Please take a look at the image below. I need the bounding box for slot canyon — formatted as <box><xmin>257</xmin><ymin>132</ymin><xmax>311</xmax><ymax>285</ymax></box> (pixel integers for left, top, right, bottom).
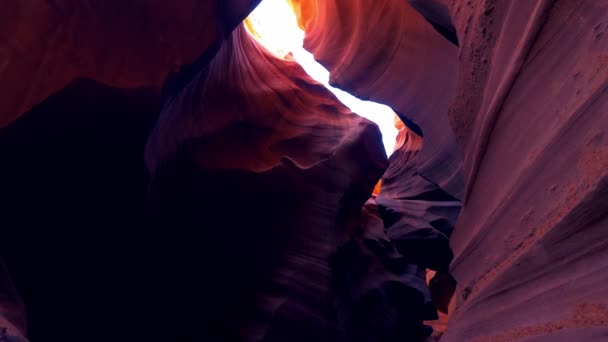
<box><xmin>1</xmin><ymin>0</ymin><xmax>607</xmax><ymax>341</ymax></box>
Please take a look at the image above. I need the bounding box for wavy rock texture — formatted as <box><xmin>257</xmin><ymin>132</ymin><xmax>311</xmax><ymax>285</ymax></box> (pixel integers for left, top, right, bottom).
<box><xmin>377</xmin><ymin>124</ymin><xmax>460</xmax><ymax>274</ymax></box>
<box><xmin>294</xmin><ymin>0</ymin><xmax>464</xmax><ymax>199</ymax></box>
<box><xmin>330</xmin><ymin>199</ymin><xmax>437</xmax><ymax>342</ymax></box>
<box><xmin>375</xmin><ymin>122</ymin><xmax>459</xmax><ymax>341</ymax></box>
<box><xmin>443</xmin><ymin>1</ymin><xmax>608</xmax><ymax>341</ymax></box>
<box><xmin>145</xmin><ymin>25</ymin><xmax>388</xmax><ymax>341</ymax></box>
<box><xmin>3</xmin><ymin>0</ymin><xmax>608</xmax><ymax>341</ymax></box>
<box><xmin>289</xmin><ymin>3</ymin><xmax>465</xmax><ymax>338</ymax></box>
<box><xmin>0</xmin><ymin>0</ymin><xmax>260</xmax><ymax>127</ymax></box>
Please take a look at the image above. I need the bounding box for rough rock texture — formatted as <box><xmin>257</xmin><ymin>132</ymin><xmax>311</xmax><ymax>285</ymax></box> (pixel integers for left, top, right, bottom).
<box><xmin>144</xmin><ymin>25</ymin><xmax>388</xmax><ymax>341</ymax></box>
<box><xmin>0</xmin><ymin>0</ymin><xmax>261</xmax><ymax>127</ymax></box>
<box><xmin>295</xmin><ymin>0</ymin><xmax>464</xmax><ymax>199</ymax></box>
<box><xmin>443</xmin><ymin>0</ymin><xmax>608</xmax><ymax>341</ymax></box>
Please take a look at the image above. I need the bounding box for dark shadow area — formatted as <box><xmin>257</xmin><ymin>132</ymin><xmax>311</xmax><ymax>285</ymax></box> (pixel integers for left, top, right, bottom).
<box><xmin>0</xmin><ymin>79</ymin><xmax>161</xmax><ymax>341</ymax></box>
<box><xmin>0</xmin><ymin>79</ymin><xmax>329</xmax><ymax>341</ymax></box>
<box><xmin>408</xmin><ymin>0</ymin><xmax>459</xmax><ymax>46</ymax></box>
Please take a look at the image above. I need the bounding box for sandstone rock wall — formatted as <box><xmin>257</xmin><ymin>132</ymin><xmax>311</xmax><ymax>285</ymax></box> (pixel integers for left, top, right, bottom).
<box><xmin>296</xmin><ymin>0</ymin><xmax>464</xmax><ymax>199</ymax></box>
<box><xmin>443</xmin><ymin>0</ymin><xmax>608</xmax><ymax>340</ymax></box>
<box><xmin>0</xmin><ymin>0</ymin><xmax>261</xmax><ymax>127</ymax></box>
<box><xmin>1</xmin><ymin>0</ymin><xmax>607</xmax><ymax>341</ymax></box>
<box><xmin>144</xmin><ymin>24</ymin><xmax>388</xmax><ymax>341</ymax></box>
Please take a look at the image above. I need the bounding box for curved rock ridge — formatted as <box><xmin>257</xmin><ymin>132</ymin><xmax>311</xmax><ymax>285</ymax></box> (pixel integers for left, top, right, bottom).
<box><xmin>146</xmin><ymin>25</ymin><xmax>382</xmax><ymax>175</ymax></box>
<box><xmin>443</xmin><ymin>1</ymin><xmax>608</xmax><ymax>341</ymax></box>
<box><xmin>407</xmin><ymin>0</ymin><xmax>458</xmax><ymax>45</ymax></box>
<box><xmin>3</xmin><ymin>1</ymin><xmax>607</xmax><ymax>341</ymax></box>
<box><xmin>373</xmin><ymin>121</ymin><xmax>459</xmax><ymax>340</ymax></box>
<box><xmin>376</xmin><ymin>125</ymin><xmax>460</xmax><ymax>274</ymax></box>
<box><xmin>330</xmin><ymin>199</ymin><xmax>437</xmax><ymax>342</ymax></box>
<box><xmin>0</xmin><ymin>0</ymin><xmax>261</xmax><ymax>127</ymax></box>
<box><xmin>291</xmin><ymin>0</ymin><xmax>464</xmax><ymax>200</ymax></box>
<box><xmin>145</xmin><ymin>24</ymin><xmax>388</xmax><ymax>341</ymax></box>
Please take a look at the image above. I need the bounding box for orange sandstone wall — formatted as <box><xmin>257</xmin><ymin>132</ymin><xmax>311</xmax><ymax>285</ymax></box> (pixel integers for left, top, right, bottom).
<box><xmin>0</xmin><ymin>0</ymin><xmax>261</xmax><ymax>127</ymax></box>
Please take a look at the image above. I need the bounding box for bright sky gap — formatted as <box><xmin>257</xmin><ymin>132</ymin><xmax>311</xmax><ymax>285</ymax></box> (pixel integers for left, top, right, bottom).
<box><xmin>246</xmin><ymin>0</ymin><xmax>398</xmax><ymax>155</ymax></box>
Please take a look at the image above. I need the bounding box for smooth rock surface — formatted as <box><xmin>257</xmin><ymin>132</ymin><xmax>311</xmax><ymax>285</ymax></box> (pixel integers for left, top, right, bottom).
<box><xmin>294</xmin><ymin>0</ymin><xmax>464</xmax><ymax>199</ymax></box>
<box><xmin>0</xmin><ymin>0</ymin><xmax>261</xmax><ymax>127</ymax></box>
<box><xmin>145</xmin><ymin>24</ymin><xmax>388</xmax><ymax>341</ymax></box>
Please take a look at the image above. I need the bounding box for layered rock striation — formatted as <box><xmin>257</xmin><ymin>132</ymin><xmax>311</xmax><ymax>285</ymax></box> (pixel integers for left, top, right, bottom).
<box><xmin>443</xmin><ymin>1</ymin><xmax>608</xmax><ymax>341</ymax></box>
<box><xmin>1</xmin><ymin>0</ymin><xmax>607</xmax><ymax>341</ymax></box>
<box><xmin>145</xmin><ymin>24</ymin><xmax>389</xmax><ymax>341</ymax></box>
<box><xmin>293</xmin><ymin>0</ymin><xmax>464</xmax><ymax>200</ymax></box>
<box><xmin>0</xmin><ymin>0</ymin><xmax>262</xmax><ymax>127</ymax></box>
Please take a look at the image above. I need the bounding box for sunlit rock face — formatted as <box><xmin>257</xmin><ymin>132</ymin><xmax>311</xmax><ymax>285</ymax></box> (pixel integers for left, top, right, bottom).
<box><xmin>442</xmin><ymin>1</ymin><xmax>608</xmax><ymax>341</ymax></box>
<box><xmin>0</xmin><ymin>0</ymin><xmax>261</xmax><ymax>127</ymax></box>
<box><xmin>289</xmin><ymin>3</ymin><xmax>465</xmax><ymax>338</ymax></box>
<box><xmin>293</xmin><ymin>0</ymin><xmax>464</xmax><ymax>199</ymax></box>
<box><xmin>145</xmin><ymin>24</ymin><xmax>388</xmax><ymax>341</ymax></box>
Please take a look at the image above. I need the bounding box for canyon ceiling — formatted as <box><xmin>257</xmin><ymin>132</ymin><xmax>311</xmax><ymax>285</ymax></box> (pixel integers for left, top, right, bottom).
<box><xmin>0</xmin><ymin>0</ymin><xmax>607</xmax><ymax>341</ymax></box>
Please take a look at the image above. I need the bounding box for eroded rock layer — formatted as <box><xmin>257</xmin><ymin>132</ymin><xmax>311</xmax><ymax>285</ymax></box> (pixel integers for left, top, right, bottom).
<box><xmin>2</xmin><ymin>0</ymin><xmax>608</xmax><ymax>341</ymax></box>
<box><xmin>443</xmin><ymin>1</ymin><xmax>608</xmax><ymax>341</ymax></box>
<box><xmin>293</xmin><ymin>0</ymin><xmax>464</xmax><ymax>200</ymax></box>
<box><xmin>145</xmin><ymin>25</ymin><xmax>388</xmax><ymax>341</ymax></box>
<box><xmin>375</xmin><ymin>121</ymin><xmax>460</xmax><ymax>341</ymax></box>
<box><xmin>377</xmin><ymin>125</ymin><xmax>460</xmax><ymax>274</ymax></box>
<box><xmin>330</xmin><ymin>199</ymin><xmax>437</xmax><ymax>342</ymax></box>
<box><xmin>0</xmin><ymin>0</ymin><xmax>261</xmax><ymax>127</ymax></box>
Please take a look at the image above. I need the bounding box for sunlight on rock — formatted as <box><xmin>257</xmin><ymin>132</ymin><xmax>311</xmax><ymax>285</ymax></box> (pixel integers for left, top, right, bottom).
<box><xmin>245</xmin><ymin>0</ymin><xmax>398</xmax><ymax>155</ymax></box>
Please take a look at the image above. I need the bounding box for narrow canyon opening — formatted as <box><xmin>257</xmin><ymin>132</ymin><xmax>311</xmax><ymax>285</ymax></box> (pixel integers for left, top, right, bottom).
<box><xmin>245</xmin><ymin>0</ymin><xmax>400</xmax><ymax>156</ymax></box>
<box><xmin>1</xmin><ymin>0</ymin><xmax>606</xmax><ymax>341</ymax></box>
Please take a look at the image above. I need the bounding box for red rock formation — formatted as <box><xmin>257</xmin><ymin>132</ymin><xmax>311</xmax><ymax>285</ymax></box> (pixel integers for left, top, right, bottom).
<box><xmin>330</xmin><ymin>199</ymin><xmax>436</xmax><ymax>341</ymax></box>
<box><xmin>376</xmin><ymin>125</ymin><xmax>460</xmax><ymax>273</ymax></box>
<box><xmin>294</xmin><ymin>0</ymin><xmax>464</xmax><ymax>199</ymax></box>
<box><xmin>407</xmin><ymin>0</ymin><xmax>457</xmax><ymax>44</ymax></box>
<box><xmin>442</xmin><ymin>1</ymin><xmax>608</xmax><ymax>341</ymax></box>
<box><xmin>374</xmin><ymin>120</ymin><xmax>459</xmax><ymax>341</ymax></box>
<box><xmin>0</xmin><ymin>0</ymin><xmax>261</xmax><ymax>127</ymax></box>
<box><xmin>2</xmin><ymin>0</ymin><xmax>608</xmax><ymax>341</ymax></box>
<box><xmin>145</xmin><ymin>24</ymin><xmax>387</xmax><ymax>341</ymax></box>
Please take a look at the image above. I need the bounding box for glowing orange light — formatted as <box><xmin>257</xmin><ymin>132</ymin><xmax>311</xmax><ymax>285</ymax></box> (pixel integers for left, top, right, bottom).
<box><xmin>245</xmin><ymin>0</ymin><xmax>399</xmax><ymax>156</ymax></box>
